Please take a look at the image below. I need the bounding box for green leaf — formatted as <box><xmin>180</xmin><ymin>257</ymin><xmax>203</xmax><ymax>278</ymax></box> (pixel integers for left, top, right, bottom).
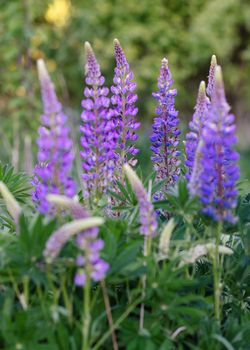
<box><xmin>212</xmin><ymin>334</ymin><xmax>235</xmax><ymax>350</ymax></box>
<box><xmin>108</xmin><ymin>242</ymin><xmax>141</xmax><ymax>275</ymax></box>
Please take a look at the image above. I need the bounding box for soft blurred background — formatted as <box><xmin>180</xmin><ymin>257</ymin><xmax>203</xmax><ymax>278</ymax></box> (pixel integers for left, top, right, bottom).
<box><xmin>1</xmin><ymin>0</ymin><xmax>250</xmax><ymax>178</ymax></box>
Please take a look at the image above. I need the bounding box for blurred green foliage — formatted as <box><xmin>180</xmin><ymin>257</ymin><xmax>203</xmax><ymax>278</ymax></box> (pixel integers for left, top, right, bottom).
<box><xmin>0</xmin><ymin>0</ymin><xmax>250</xmax><ymax>169</ymax></box>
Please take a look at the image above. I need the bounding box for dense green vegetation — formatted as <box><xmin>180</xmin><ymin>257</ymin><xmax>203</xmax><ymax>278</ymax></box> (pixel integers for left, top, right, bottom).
<box><xmin>0</xmin><ymin>163</ymin><xmax>250</xmax><ymax>349</ymax></box>
<box><xmin>1</xmin><ymin>0</ymin><xmax>250</xmax><ymax>165</ymax></box>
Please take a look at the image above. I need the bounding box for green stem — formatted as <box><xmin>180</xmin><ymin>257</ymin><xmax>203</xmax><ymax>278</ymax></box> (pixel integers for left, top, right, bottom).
<box><xmin>92</xmin><ymin>297</ymin><xmax>141</xmax><ymax>350</ymax></box>
<box><xmin>23</xmin><ymin>275</ymin><xmax>29</xmax><ymax>308</ymax></box>
<box><xmin>101</xmin><ymin>279</ymin><xmax>119</xmax><ymax>350</ymax></box>
<box><xmin>47</xmin><ymin>265</ymin><xmax>59</xmax><ymax>306</ymax></box>
<box><xmin>139</xmin><ymin>232</ymin><xmax>152</xmax><ymax>331</ymax></box>
<box><xmin>82</xmin><ymin>276</ymin><xmax>91</xmax><ymax>350</ymax></box>
<box><xmin>7</xmin><ymin>269</ymin><xmax>27</xmax><ymax>310</ymax></box>
<box><xmin>61</xmin><ymin>275</ymin><xmax>73</xmax><ymax>325</ymax></box>
<box><xmin>213</xmin><ymin>221</ymin><xmax>222</xmax><ymax>323</ymax></box>
<box><xmin>36</xmin><ymin>284</ymin><xmax>47</xmax><ymax>316</ymax></box>
<box><xmin>146</xmin><ymin>235</ymin><xmax>152</xmax><ymax>257</ymax></box>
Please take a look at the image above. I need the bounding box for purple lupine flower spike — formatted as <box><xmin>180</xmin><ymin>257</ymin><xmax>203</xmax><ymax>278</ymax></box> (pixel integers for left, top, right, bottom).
<box><xmin>80</xmin><ymin>42</ymin><xmax>117</xmax><ymax>200</ymax></box>
<box><xmin>32</xmin><ymin>59</ymin><xmax>76</xmax><ymax>214</ymax></box>
<box><xmin>150</xmin><ymin>58</ymin><xmax>181</xmax><ymax>200</ymax></box>
<box><xmin>124</xmin><ymin>164</ymin><xmax>157</xmax><ymax>237</ymax></box>
<box><xmin>193</xmin><ymin>66</ymin><xmax>240</xmax><ymax>222</ymax></box>
<box><xmin>69</xmin><ymin>199</ymin><xmax>109</xmax><ymax>286</ymax></box>
<box><xmin>111</xmin><ymin>39</ymin><xmax>140</xmax><ymax>170</ymax></box>
<box><xmin>207</xmin><ymin>55</ymin><xmax>217</xmax><ymax>98</ymax></box>
<box><xmin>43</xmin><ymin>217</ymin><xmax>104</xmax><ymax>262</ymax></box>
<box><xmin>185</xmin><ymin>81</ymin><xmax>209</xmax><ymax>179</ymax></box>
<box><xmin>45</xmin><ymin>195</ymin><xmax>109</xmax><ymax>286</ymax></box>
<box><xmin>188</xmin><ymin>140</ymin><xmax>204</xmax><ymax>197</ymax></box>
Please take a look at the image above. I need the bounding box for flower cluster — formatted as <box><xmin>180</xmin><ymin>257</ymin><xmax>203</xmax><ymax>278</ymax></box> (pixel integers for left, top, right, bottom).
<box><xmin>44</xmin><ymin>195</ymin><xmax>108</xmax><ymax>286</ymax></box>
<box><xmin>80</xmin><ymin>42</ymin><xmax>117</xmax><ymax>199</ymax></box>
<box><xmin>124</xmin><ymin>164</ymin><xmax>157</xmax><ymax>237</ymax></box>
<box><xmin>206</xmin><ymin>55</ymin><xmax>217</xmax><ymax>98</ymax></box>
<box><xmin>32</xmin><ymin>59</ymin><xmax>76</xmax><ymax>214</ymax></box>
<box><xmin>185</xmin><ymin>55</ymin><xmax>217</xmax><ymax>180</ymax></box>
<box><xmin>185</xmin><ymin>81</ymin><xmax>209</xmax><ymax>179</ymax></box>
<box><xmin>190</xmin><ymin>66</ymin><xmax>240</xmax><ymax>222</ymax></box>
<box><xmin>150</xmin><ymin>58</ymin><xmax>181</xmax><ymax>198</ymax></box>
<box><xmin>75</xmin><ymin>228</ymin><xmax>109</xmax><ymax>286</ymax></box>
<box><xmin>43</xmin><ymin>215</ymin><xmax>104</xmax><ymax>262</ymax></box>
<box><xmin>34</xmin><ymin>42</ymin><xmax>240</xmax><ymax>239</ymax></box>
<box><xmin>72</xmin><ymin>200</ymin><xmax>109</xmax><ymax>286</ymax></box>
<box><xmin>111</xmin><ymin>39</ymin><xmax>140</xmax><ymax>169</ymax></box>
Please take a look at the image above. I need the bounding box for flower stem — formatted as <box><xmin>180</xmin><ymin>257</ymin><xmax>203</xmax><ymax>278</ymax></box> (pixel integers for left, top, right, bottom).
<box><xmin>61</xmin><ymin>275</ymin><xmax>73</xmax><ymax>325</ymax></box>
<box><xmin>139</xmin><ymin>234</ymin><xmax>151</xmax><ymax>331</ymax></box>
<box><xmin>101</xmin><ymin>279</ymin><xmax>119</xmax><ymax>350</ymax></box>
<box><xmin>92</xmin><ymin>297</ymin><xmax>141</xmax><ymax>350</ymax></box>
<box><xmin>212</xmin><ymin>221</ymin><xmax>222</xmax><ymax>323</ymax></box>
<box><xmin>139</xmin><ymin>182</ymin><xmax>154</xmax><ymax>331</ymax></box>
<box><xmin>82</xmin><ymin>276</ymin><xmax>91</xmax><ymax>350</ymax></box>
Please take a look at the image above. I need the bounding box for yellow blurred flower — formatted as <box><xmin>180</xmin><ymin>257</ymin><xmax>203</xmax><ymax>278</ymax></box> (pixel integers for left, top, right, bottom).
<box><xmin>16</xmin><ymin>86</ymin><xmax>26</xmax><ymax>97</ymax></box>
<box><xmin>31</xmin><ymin>35</ymin><xmax>42</xmax><ymax>46</ymax></box>
<box><xmin>30</xmin><ymin>48</ymin><xmax>44</xmax><ymax>60</ymax></box>
<box><xmin>47</xmin><ymin>59</ymin><xmax>57</xmax><ymax>72</ymax></box>
<box><xmin>45</xmin><ymin>0</ymin><xmax>71</xmax><ymax>27</ymax></box>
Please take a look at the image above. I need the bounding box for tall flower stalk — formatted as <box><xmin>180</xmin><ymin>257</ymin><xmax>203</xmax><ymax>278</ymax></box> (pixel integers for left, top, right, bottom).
<box><xmin>185</xmin><ymin>55</ymin><xmax>217</xmax><ymax>181</ymax></box>
<box><xmin>71</xmin><ymin>201</ymin><xmax>117</xmax><ymax>350</ymax></box>
<box><xmin>189</xmin><ymin>66</ymin><xmax>239</xmax><ymax>322</ymax></box>
<box><xmin>80</xmin><ymin>42</ymin><xmax>117</xmax><ymax>202</ymax></box>
<box><xmin>123</xmin><ymin>164</ymin><xmax>157</xmax><ymax>240</ymax></box>
<box><xmin>45</xmin><ymin>195</ymin><xmax>109</xmax><ymax>286</ymax></box>
<box><xmin>44</xmin><ymin>196</ymin><xmax>108</xmax><ymax>350</ymax></box>
<box><xmin>111</xmin><ymin>39</ymin><xmax>140</xmax><ymax>173</ymax></box>
<box><xmin>197</xmin><ymin>66</ymin><xmax>239</xmax><ymax>222</ymax></box>
<box><xmin>124</xmin><ymin>164</ymin><xmax>157</xmax><ymax>331</ymax></box>
<box><xmin>32</xmin><ymin>59</ymin><xmax>76</xmax><ymax>213</ymax></box>
<box><xmin>150</xmin><ymin>58</ymin><xmax>181</xmax><ymax>200</ymax></box>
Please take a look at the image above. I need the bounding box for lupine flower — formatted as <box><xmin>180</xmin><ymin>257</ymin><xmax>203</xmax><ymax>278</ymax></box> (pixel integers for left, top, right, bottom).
<box><xmin>188</xmin><ymin>140</ymin><xmax>204</xmax><ymax>197</ymax></box>
<box><xmin>74</xmin><ymin>207</ymin><xmax>109</xmax><ymax>285</ymax></box>
<box><xmin>179</xmin><ymin>243</ymin><xmax>233</xmax><ymax>267</ymax></box>
<box><xmin>74</xmin><ymin>230</ymin><xmax>109</xmax><ymax>285</ymax></box>
<box><xmin>206</xmin><ymin>55</ymin><xmax>217</xmax><ymax>98</ymax></box>
<box><xmin>80</xmin><ymin>42</ymin><xmax>117</xmax><ymax>199</ymax></box>
<box><xmin>43</xmin><ymin>217</ymin><xmax>104</xmax><ymax>262</ymax></box>
<box><xmin>124</xmin><ymin>164</ymin><xmax>157</xmax><ymax>237</ymax></box>
<box><xmin>158</xmin><ymin>218</ymin><xmax>175</xmax><ymax>257</ymax></box>
<box><xmin>46</xmin><ymin>194</ymin><xmax>109</xmax><ymax>286</ymax></box>
<box><xmin>185</xmin><ymin>55</ymin><xmax>217</xmax><ymax>180</ymax></box>
<box><xmin>111</xmin><ymin>39</ymin><xmax>140</xmax><ymax>170</ymax></box>
<box><xmin>185</xmin><ymin>81</ymin><xmax>209</xmax><ymax>179</ymax></box>
<box><xmin>74</xmin><ymin>271</ymin><xmax>86</xmax><ymax>286</ymax></box>
<box><xmin>150</xmin><ymin>58</ymin><xmax>181</xmax><ymax>199</ymax></box>
<box><xmin>193</xmin><ymin>66</ymin><xmax>240</xmax><ymax>222</ymax></box>
<box><xmin>32</xmin><ymin>59</ymin><xmax>76</xmax><ymax>213</ymax></box>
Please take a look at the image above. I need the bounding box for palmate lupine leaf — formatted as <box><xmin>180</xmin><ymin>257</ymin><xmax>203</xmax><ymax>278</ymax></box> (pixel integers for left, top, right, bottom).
<box><xmin>18</xmin><ymin>213</ymin><xmax>57</xmax><ymax>266</ymax></box>
<box><xmin>109</xmin><ymin>168</ymin><xmax>165</xmax><ymax>212</ymax></box>
<box><xmin>155</xmin><ymin>178</ymin><xmax>201</xmax><ymax>216</ymax></box>
<box><xmin>0</xmin><ymin>163</ymin><xmax>31</xmax><ymax>230</ymax></box>
<box><xmin>0</xmin><ymin>213</ymin><xmax>57</xmax><ymax>283</ymax></box>
<box><xmin>0</xmin><ymin>163</ymin><xmax>31</xmax><ymax>203</ymax></box>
